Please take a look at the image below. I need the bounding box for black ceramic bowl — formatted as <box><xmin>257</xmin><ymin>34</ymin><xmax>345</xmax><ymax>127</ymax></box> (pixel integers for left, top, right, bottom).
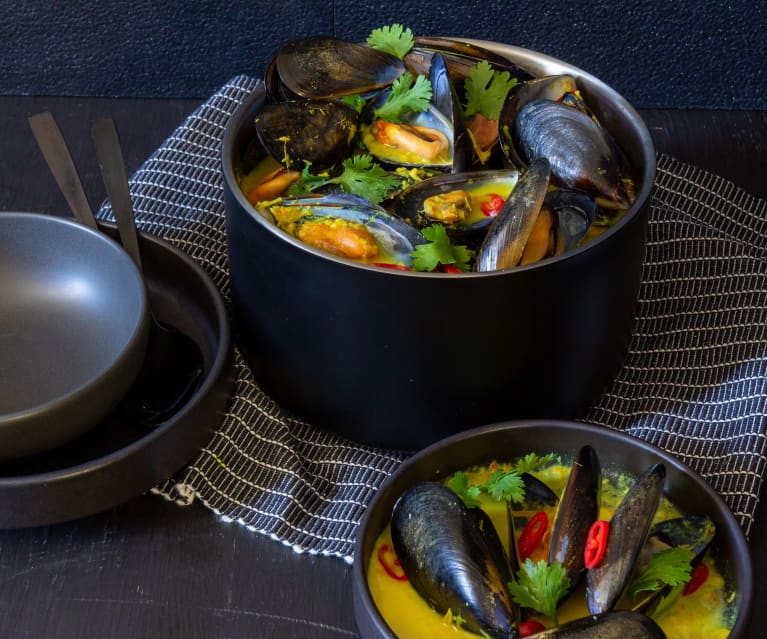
<box><xmin>222</xmin><ymin>40</ymin><xmax>656</xmax><ymax>450</ymax></box>
<box><xmin>0</xmin><ymin>212</ymin><xmax>149</xmax><ymax>460</ymax></box>
<box><xmin>351</xmin><ymin>420</ymin><xmax>752</xmax><ymax>638</ymax></box>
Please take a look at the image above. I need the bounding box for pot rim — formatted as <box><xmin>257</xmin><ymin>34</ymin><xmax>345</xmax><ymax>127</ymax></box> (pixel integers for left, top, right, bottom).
<box><xmin>351</xmin><ymin>419</ymin><xmax>752</xmax><ymax>639</ymax></box>
<box><xmin>222</xmin><ymin>38</ymin><xmax>656</xmax><ymax>278</ymax></box>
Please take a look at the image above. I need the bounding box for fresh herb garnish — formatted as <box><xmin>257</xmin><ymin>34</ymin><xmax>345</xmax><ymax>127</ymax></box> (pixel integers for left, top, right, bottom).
<box><xmin>287</xmin><ymin>155</ymin><xmax>400</xmax><ymax>204</ymax></box>
<box><xmin>508</xmin><ymin>559</ymin><xmax>571</xmax><ymax>625</ymax></box>
<box><xmin>484</xmin><ymin>469</ymin><xmax>526</xmax><ymax>503</ymax></box>
<box><xmin>374</xmin><ymin>72</ymin><xmax>432</xmax><ymax>123</ymax></box>
<box><xmin>627</xmin><ymin>547</ymin><xmax>695</xmax><ymax>599</ymax></box>
<box><xmin>462</xmin><ymin>60</ymin><xmax>518</xmax><ymax>121</ymax></box>
<box><xmin>411</xmin><ymin>224</ymin><xmax>473</xmax><ymax>272</ymax></box>
<box><xmin>341</xmin><ymin>94</ymin><xmax>366</xmax><ymax>113</ymax></box>
<box><xmin>447</xmin><ymin>471</ymin><xmax>483</xmax><ymax>509</ymax></box>
<box><xmin>516</xmin><ymin>452</ymin><xmax>559</xmax><ymax>475</ymax></box>
<box><xmin>367</xmin><ymin>24</ymin><xmax>415</xmax><ymax>59</ymax></box>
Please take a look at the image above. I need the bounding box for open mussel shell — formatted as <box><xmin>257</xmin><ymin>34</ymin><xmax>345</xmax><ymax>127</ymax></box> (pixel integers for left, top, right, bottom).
<box><xmin>586</xmin><ymin>463</ymin><xmax>667</xmax><ymax>615</ymax></box>
<box><xmin>257</xmin><ymin>193</ymin><xmax>425</xmax><ymax>267</ymax></box>
<box><xmin>545</xmin><ymin>189</ymin><xmax>598</xmax><ymax>253</ymax></box>
<box><xmin>526</xmin><ymin>610</ymin><xmax>666</xmax><ymax>638</ymax></box>
<box><xmin>511</xmin><ymin>99</ymin><xmax>631</xmax><ymax>206</ymax></box>
<box><xmin>476</xmin><ymin>157</ymin><xmax>550</xmax><ymax>271</ymax></box>
<box><xmin>254</xmin><ymin>99</ymin><xmax>359</xmax><ymax>171</ymax></box>
<box><xmin>393</xmin><ymin>168</ymin><xmax>519</xmax><ymax>240</ymax></box>
<box><xmin>390</xmin><ymin>481</ymin><xmax>519</xmax><ymax>639</ymax></box>
<box><xmin>361</xmin><ymin>53</ymin><xmax>469</xmax><ymax>172</ymax></box>
<box><xmin>274</xmin><ymin>36</ymin><xmax>405</xmax><ymax>99</ymax></box>
<box><xmin>547</xmin><ymin>445</ymin><xmax>601</xmax><ymax>594</ymax></box>
<box><xmin>406</xmin><ymin>36</ymin><xmax>534</xmax><ymax>88</ymax></box>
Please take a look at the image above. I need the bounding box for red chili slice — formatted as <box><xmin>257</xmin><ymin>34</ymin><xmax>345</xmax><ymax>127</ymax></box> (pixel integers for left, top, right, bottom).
<box><xmin>683</xmin><ymin>562</ymin><xmax>710</xmax><ymax>596</ymax></box>
<box><xmin>518</xmin><ymin>511</ymin><xmax>549</xmax><ymax>561</ymax></box>
<box><xmin>519</xmin><ymin>620</ymin><xmax>546</xmax><ymax>636</ymax></box>
<box><xmin>584</xmin><ymin>520</ymin><xmax>610</xmax><ymax>569</ymax></box>
<box><xmin>369</xmin><ymin>262</ymin><xmax>412</xmax><ymax>271</ymax></box>
<box><xmin>439</xmin><ymin>264</ymin><xmax>462</xmax><ymax>273</ymax></box>
<box><xmin>480</xmin><ymin>193</ymin><xmax>505</xmax><ymax>216</ymax></box>
<box><xmin>377</xmin><ymin>543</ymin><xmax>408</xmax><ymax>581</ymax></box>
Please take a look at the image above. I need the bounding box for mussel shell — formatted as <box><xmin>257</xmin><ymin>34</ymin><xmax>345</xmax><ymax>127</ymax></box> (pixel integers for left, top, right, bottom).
<box><xmin>525</xmin><ymin>610</ymin><xmax>666</xmax><ymax>638</ymax></box>
<box><xmin>406</xmin><ymin>37</ymin><xmax>534</xmax><ymax>88</ymax></box>
<box><xmin>547</xmin><ymin>445</ymin><xmax>601</xmax><ymax>593</ymax></box>
<box><xmin>648</xmin><ymin>515</ymin><xmax>716</xmax><ymax>560</ymax></box>
<box><xmin>511</xmin><ymin>99</ymin><xmax>629</xmax><ymax>206</ymax></box>
<box><xmin>274</xmin><ymin>36</ymin><xmax>405</xmax><ymax>99</ymax></box>
<box><xmin>259</xmin><ymin>193</ymin><xmax>425</xmax><ymax>266</ymax></box>
<box><xmin>393</xmin><ymin>169</ymin><xmax>519</xmax><ymax>239</ymax></box>
<box><xmin>498</xmin><ymin>75</ymin><xmax>579</xmax><ymax>168</ymax></box>
<box><xmin>586</xmin><ymin>463</ymin><xmax>667</xmax><ymax>615</ymax></box>
<box><xmin>544</xmin><ymin>189</ymin><xmax>597</xmax><ymax>253</ymax></box>
<box><xmin>361</xmin><ymin>53</ymin><xmax>460</xmax><ymax>171</ymax></box>
<box><xmin>476</xmin><ymin>157</ymin><xmax>550</xmax><ymax>271</ymax></box>
<box><xmin>390</xmin><ymin>481</ymin><xmax>518</xmax><ymax>639</ymax></box>
<box><xmin>254</xmin><ymin>100</ymin><xmax>359</xmax><ymax>171</ymax></box>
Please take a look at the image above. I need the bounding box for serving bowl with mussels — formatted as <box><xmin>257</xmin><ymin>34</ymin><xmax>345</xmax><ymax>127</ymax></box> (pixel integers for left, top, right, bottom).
<box><xmin>222</xmin><ymin>25</ymin><xmax>655</xmax><ymax>448</ymax></box>
<box><xmin>352</xmin><ymin>421</ymin><xmax>752</xmax><ymax>639</ymax></box>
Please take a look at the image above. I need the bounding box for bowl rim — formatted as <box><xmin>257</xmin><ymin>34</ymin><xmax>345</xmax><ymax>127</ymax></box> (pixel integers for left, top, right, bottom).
<box><xmin>222</xmin><ymin>37</ymin><xmax>657</xmax><ymax>278</ymax></box>
<box><xmin>351</xmin><ymin>419</ymin><xmax>753</xmax><ymax>639</ymax></box>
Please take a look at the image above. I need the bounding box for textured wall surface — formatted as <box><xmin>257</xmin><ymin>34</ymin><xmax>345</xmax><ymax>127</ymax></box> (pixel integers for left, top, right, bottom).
<box><xmin>2</xmin><ymin>0</ymin><xmax>763</xmax><ymax>108</ymax></box>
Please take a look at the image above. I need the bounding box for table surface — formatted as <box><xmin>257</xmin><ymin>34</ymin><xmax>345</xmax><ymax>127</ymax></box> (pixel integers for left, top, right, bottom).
<box><xmin>1</xmin><ymin>95</ymin><xmax>765</xmax><ymax>638</ymax></box>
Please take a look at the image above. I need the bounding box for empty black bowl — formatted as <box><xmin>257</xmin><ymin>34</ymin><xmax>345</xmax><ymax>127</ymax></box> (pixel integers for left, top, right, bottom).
<box><xmin>0</xmin><ymin>212</ymin><xmax>149</xmax><ymax>460</ymax></box>
<box><xmin>351</xmin><ymin>420</ymin><xmax>752</xmax><ymax>638</ymax></box>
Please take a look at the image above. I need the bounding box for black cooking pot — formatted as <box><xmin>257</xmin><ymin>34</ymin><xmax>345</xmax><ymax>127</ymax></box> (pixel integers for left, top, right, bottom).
<box><xmin>222</xmin><ymin>41</ymin><xmax>655</xmax><ymax>450</ymax></box>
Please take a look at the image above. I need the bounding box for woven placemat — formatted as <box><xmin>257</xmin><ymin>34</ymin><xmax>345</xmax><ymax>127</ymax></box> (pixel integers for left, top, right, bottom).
<box><xmin>97</xmin><ymin>75</ymin><xmax>767</xmax><ymax>563</ymax></box>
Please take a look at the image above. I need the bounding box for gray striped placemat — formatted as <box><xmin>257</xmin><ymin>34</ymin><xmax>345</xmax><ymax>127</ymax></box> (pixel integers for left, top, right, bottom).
<box><xmin>97</xmin><ymin>75</ymin><xmax>767</xmax><ymax>562</ymax></box>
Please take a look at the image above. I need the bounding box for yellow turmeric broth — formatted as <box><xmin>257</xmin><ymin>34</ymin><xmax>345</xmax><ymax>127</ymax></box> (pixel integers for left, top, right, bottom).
<box><xmin>367</xmin><ymin>461</ymin><xmax>735</xmax><ymax>639</ymax></box>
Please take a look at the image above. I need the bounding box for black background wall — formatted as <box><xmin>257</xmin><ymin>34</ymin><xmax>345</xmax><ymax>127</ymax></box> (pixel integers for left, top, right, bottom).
<box><xmin>1</xmin><ymin>0</ymin><xmax>763</xmax><ymax>109</ymax></box>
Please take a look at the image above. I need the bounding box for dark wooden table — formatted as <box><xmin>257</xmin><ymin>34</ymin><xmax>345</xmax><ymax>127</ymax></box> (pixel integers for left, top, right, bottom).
<box><xmin>1</xmin><ymin>96</ymin><xmax>765</xmax><ymax>638</ymax></box>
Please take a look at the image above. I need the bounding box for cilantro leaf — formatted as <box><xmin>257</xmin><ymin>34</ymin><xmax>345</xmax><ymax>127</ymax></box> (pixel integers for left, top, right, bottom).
<box><xmin>287</xmin><ymin>163</ymin><xmax>332</xmax><ymax>195</ymax></box>
<box><xmin>342</xmin><ymin>94</ymin><xmax>366</xmax><ymax>113</ymax></box>
<box><xmin>367</xmin><ymin>24</ymin><xmax>415</xmax><ymax>59</ymax></box>
<box><xmin>484</xmin><ymin>469</ymin><xmax>525</xmax><ymax>504</ymax></box>
<box><xmin>508</xmin><ymin>559</ymin><xmax>570</xmax><ymax>624</ymax></box>
<box><xmin>411</xmin><ymin>224</ymin><xmax>474</xmax><ymax>272</ymax></box>
<box><xmin>331</xmin><ymin>155</ymin><xmax>401</xmax><ymax>203</ymax></box>
<box><xmin>446</xmin><ymin>471</ymin><xmax>483</xmax><ymax>509</ymax></box>
<box><xmin>374</xmin><ymin>73</ymin><xmax>432</xmax><ymax>123</ymax></box>
<box><xmin>627</xmin><ymin>547</ymin><xmax>695</xmax><ymax>600</ymax></box>
<box><xmin>515</xmin><ymin>453</ymin><xmax>558</xmax><ymax>475</ymax></box>
<box><xmin>463</xmin><ymin>60</ymin><xmax>518</xmax><ymax>121</ymax></box>
<box><xmin>287</xmin><ymin>156</ymin><xmax>399</xmax><ymax>204</ymax></box>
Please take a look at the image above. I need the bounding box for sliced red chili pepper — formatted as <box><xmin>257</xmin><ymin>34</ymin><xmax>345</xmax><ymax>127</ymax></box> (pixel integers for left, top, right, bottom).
<box><xmin>439</xmin><ymin>264</ymin><xmax>462</xmax><ymax>273</ymax></box>
<box><xmin>519</xmin><ymin>620</ymin><xmax>546</xmax><ymax>637</ymax></box>
<box><xmin>377</xmin><ymin>543</ymin><xmax>408</xmax><ymax>581</ymax></box>
<box><xmin>584</xmin><ymin>520</ymin><xmax>610</xmax><ymax>569</ymax></box>
<box><xmin>480</xmin><ymin>193</ymin><xmax>505</xmax><ymax>216</ymax></box>
<box><xmin>683</xmin><ymin>562</ymin><xmax>709</xmax><ymax>596</ymax></box>
<box><xmin>517</xmin><ymin>511</ymin><xmax>548</xmax><ymax>561</ymax></box>
<box><xmin>369</xmin><ymin>262</ymin><xmax>412</xmax><ymax>271</ymax></box>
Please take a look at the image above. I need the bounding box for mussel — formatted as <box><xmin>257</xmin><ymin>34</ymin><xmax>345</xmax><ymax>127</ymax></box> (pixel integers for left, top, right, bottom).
<box><xmin>524</xmin><ymin>610</ymin><xmax>666</xmax><ymax>638</ymax></box>
<box><xmin>390</xmin><ymin>481</ymin><xmax>519</xmax><ymax>639</ymax></box>
<box><xmin>273</xmin><ymin>36</ymin><xmax>406</xmax><ymax>99</ymax></box>
<box><xmin>586</xmin><ymin>464</ymin><xmax>667</xmax><ymax>614</ymax></box>
<box><xmin>476</xmin><ymin>157</ymin><xmax>551</xmax><ymax>271</ymax></box>
<box><xmin>254</xmin><ymin>99</ymin><xmax>359</xmax><ymax>171</ymax></box>
<box><xmin>393</xmin><ymin>169</ymin><xmax>520</xmax><ymax>240</ymax></box>
<box><xmin>361</xmin><ymin>53</ymin><xmax>465</xmax><ymax>171</ymax></box>
<box><xmin>547</xmin><ymin>446</ymin><xmax>601</xmax><ymax>594</ymax></box>
<box><xmin>257</xmin><ymin>193</ymin><xmax>425</xmax><ymax>267</ymax></box>
<box><xmin>511</xmin><ymin>99</ymin><xmax>633</xmax><ymax>207</ymax></box>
